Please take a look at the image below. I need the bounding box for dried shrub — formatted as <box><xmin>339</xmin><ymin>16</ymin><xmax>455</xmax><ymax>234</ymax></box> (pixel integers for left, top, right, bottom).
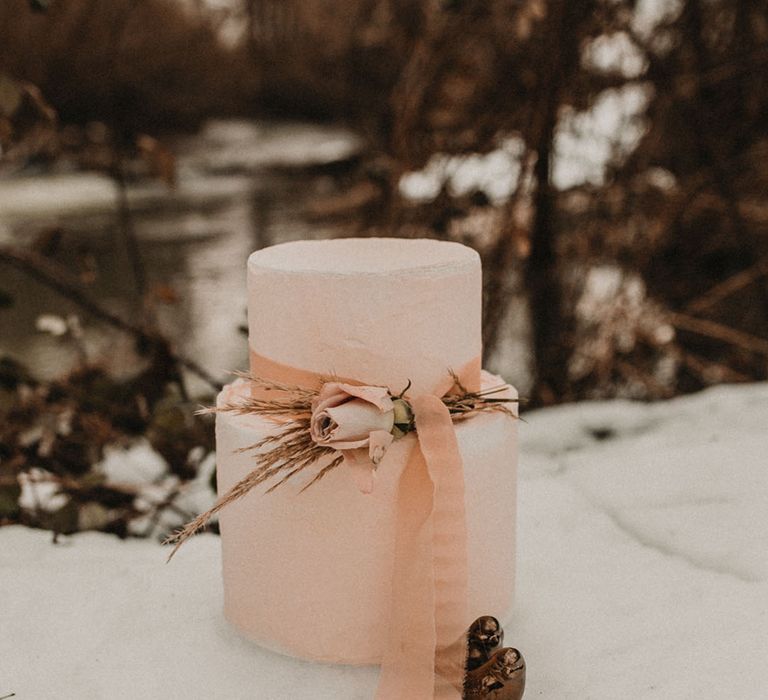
<box><xmin>0</xmin><ymin>0</ymin><xmax>250</xmax><ymax>135</ymax></box>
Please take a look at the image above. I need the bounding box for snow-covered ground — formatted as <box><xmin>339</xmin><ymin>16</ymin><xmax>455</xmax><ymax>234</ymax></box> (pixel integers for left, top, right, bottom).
<box><xmin>2</xmin><ymin>383</ymin><xmax>766</xmax><ymax>699</ymax></box>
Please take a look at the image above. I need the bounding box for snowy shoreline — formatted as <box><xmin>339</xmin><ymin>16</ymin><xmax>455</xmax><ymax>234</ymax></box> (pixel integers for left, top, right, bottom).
<box><xmin>2</xmin><ymin>383</ymin><xmax>767</xmax><ymax>699</ymax></box>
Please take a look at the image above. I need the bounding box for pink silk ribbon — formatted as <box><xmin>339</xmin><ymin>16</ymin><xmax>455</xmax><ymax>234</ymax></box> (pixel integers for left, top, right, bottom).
<box><xmin>249</xmin><ymin>349</ymin><xmax>480</xmax><ymax>699</ymax></box>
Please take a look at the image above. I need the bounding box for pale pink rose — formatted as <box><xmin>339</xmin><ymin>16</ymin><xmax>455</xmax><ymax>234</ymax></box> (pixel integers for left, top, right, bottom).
<box><xmin>310</xmin><ymin>382</ymin><xmax>395</xmax><ymax>493</ymax></box>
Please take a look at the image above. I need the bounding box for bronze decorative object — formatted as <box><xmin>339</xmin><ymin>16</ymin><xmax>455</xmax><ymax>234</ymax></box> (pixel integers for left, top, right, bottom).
<box><xmin>466</xmin><ymin>616</ymin><xmax>504</xmax><ymax>671</ymax></box>
<box><xmin>462</xmin><ymin>617</ymin><xmax>526</xmax><ymax>699</ymax></box>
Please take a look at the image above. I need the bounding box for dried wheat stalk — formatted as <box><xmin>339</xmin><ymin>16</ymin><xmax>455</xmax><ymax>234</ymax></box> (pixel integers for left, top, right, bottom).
<box><xmin>164</xmin><ymin>372</ymin><xmax>518</xmax><ymax>559</ymax></box>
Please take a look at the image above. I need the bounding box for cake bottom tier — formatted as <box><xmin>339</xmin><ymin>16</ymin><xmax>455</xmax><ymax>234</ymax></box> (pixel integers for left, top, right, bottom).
<box><xmin>215</xmin><ymin>373</ymin><xmax>518</xmax><ymax>665</ymax></box>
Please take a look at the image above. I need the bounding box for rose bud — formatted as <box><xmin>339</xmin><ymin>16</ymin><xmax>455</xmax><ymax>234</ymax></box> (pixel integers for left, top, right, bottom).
<box><xmin>310</xmin><ymin>382</ymin><xmax>396</xmax><ymax>493</ymax></box>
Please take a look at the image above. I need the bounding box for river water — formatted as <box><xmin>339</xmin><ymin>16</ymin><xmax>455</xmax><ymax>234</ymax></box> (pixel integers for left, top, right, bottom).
<box><xmin>0</xmin><ymin>120</ymin><xmax>366</xmax><ymax>394</ymax></box>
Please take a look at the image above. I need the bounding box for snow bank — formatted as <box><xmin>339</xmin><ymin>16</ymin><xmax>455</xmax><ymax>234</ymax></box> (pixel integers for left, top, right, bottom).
<box><xmin>0</xmin><ymin>171</ymin><xmax>252</xmax><ymax>222</ymax></box>
<box><xmin>2</xmin><ymin>383</ymin><xmax>767</xmax><ymax>699</ymax></box>
<box><xmin>187</xmin><ymin>120</ymin><xmax>363</xmax><ymax>174</ymax></box>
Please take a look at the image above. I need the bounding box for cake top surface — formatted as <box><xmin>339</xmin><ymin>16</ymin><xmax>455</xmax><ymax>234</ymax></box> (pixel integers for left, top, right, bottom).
<box><xmin>248</xmin><ymin>237</ymin><xmax>479</xmax><ymax>276</ymax></box>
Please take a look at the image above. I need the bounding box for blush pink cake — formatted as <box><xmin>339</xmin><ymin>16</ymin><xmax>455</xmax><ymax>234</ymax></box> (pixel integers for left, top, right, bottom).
<box><xmin>215</xmin><ymin>237</ymin><xmax>517</xmax><ymax>664</ymax></box>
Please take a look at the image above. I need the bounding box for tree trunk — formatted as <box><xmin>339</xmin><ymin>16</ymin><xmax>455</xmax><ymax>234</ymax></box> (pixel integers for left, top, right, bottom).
<box><xmin>523</xmin><ymin>0</ymin><xmax>585</xmax><ymax>405</ymax></box>
<box><xmin>525</xmin><ymin>105</ymin><xmax>568</xmax><ymax>405</ymax></box>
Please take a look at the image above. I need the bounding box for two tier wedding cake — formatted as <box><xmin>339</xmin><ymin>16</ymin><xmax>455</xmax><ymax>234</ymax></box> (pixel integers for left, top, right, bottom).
<box><xmin>213</xmin><ymin>237</ymin><xmax>518</xmax><ymax>693</ymax></box>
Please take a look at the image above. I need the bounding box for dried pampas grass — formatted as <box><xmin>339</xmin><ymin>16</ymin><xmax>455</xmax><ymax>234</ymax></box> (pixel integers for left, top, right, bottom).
<box><xmin>164</xmin><ymin>372</ymin><xmax>518</xmax><ymax>559</ymax></box>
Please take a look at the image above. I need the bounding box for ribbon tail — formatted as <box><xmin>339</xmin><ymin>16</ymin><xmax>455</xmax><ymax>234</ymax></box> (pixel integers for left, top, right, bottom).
<box><xmin>375</xmin><ymin>395</ymin><xmax>469</xmax><ymax>700</ymax></box>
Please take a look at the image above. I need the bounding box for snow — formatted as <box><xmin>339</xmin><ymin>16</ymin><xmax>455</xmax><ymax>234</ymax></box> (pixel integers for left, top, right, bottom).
<box><xmin>583</xmin><ymin>32</ymin><xmax>648</xmax><ymax>79</ymax></box>
<box><xmin>398</xmin><ymin>138</ymin><xmax>525</xmax><ymax>204</ymax></box>
<box><xmin>631</xmin><ymin>0</ymin><xmax>684</xmax><ymax>41</ymax></box>
<box><xmin>17</xmin><ymin>469</ymin><xmax>69</xmax><ymax>514</ymax></box>
<box><xmin>186</xmin><ymin>120</ymin><xmax>363</xmax><ymax>174</ymax></box>
<box><xmin>0</xmin><ymin>171</ymin><xmax>252</xmax><ymax>222</ymax></box>
<box><xmin>398</xmin><ymin>78</ymin><xmax>651</xmax><ymax>200</ymax></box>
<box><xmin>553</xmin><ymin>84</ymin><xmax>651</xmax><ymax>190</ymax></box>
<box><xmin>99</xmin><ymin>439</ymin><xmax>170</xmax><ymax>485</ymax></box>
<box><xmin>2</xmin><ymin>383</ymin><xmax>767</xmax><ymax>699</ymax></box>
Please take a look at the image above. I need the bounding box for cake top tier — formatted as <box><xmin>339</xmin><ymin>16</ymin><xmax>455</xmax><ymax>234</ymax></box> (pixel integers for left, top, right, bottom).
<box><xmin>247</xmin><ymin>238</ymin><xmax>481</xmax><ymax>395</ymax></box>
<box><xmin>249</xmin><ymin>237</ymin><xmax>475</xmax><ymax>276</ymax></box>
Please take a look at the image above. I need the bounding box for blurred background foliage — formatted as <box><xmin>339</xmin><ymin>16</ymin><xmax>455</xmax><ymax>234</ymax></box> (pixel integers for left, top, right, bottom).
<box><xmin>1</xmin><ymin>0</ymin><xmax>767</xmax><ymax>538</ymax></box>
